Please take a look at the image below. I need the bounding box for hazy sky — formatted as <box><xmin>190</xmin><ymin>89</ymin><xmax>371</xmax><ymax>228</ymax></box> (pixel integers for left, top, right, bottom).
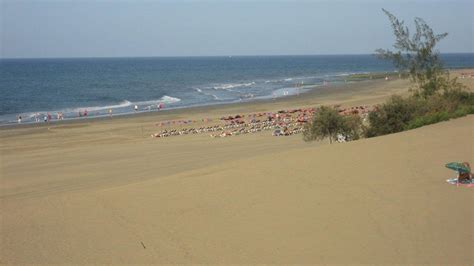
<box><xmin>1</xmin><ymin>0</ymin><xmax>473</xmax><ymax>58</ymax></box>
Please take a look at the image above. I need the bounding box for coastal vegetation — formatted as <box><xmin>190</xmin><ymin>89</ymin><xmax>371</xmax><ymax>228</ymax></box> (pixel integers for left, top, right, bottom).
<box><xmin>365</xmin><ymin>90</ymin><xmax>474</xmax><ymax>137</ymax></box>
<box><xmin>304</xmin><ymin>10</ymin><xmax>473</xmax><ymax>143</ymax></box>
<box><xmin>366</xmin><ymin>9</ymin><xmax>474</xmax><ymax>137</ymax></box>
<box><xmin>375</xmin><ymin>8</ymin><xmax>451</xmax><ymax>98</ymax></box>
<box><xmin>303</xmin><ymin>106</ymin><xmax>363</xmax><ymax>143</ymax></box>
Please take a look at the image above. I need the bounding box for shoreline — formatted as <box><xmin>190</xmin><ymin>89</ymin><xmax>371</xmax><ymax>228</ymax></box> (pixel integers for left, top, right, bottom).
<box><xmin>3</xmin><ymin>68</ymin><xmax>472</xmax><ymax>131</ymax></box>
<box><xmin>0</xmin><ymin>78</ymin><xmax>354</xmax><ymax>128</ymax></box>
<box><xmin>0</xmin><ymin>78</ymin><xmax>400</xmax><ymax>131</ymax></box>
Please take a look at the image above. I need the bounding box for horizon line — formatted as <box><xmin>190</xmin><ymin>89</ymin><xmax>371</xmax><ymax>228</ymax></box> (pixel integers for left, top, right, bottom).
<box><xmin>2</xmin><ymin>52</ymin><xmax>474</xmax><ymax>60</ymax></box>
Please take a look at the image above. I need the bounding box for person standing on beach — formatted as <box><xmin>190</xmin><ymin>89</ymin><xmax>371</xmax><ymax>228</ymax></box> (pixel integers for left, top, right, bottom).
<box><xmin>17</xmin><ymin>115</ymin><xmax>22</xmax><ymax>123</ymax></box>
<box><xmin>108</xmin><ymin>109</ymin><xmax>113</xmax><ymax>117</ymax></box>
<box><xmin>134</xmin><ymin>105</ymin><xmax>138</xmax><ymax>112</ymax></box>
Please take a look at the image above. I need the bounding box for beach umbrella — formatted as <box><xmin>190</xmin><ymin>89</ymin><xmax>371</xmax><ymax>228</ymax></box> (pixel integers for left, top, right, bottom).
<box><xmin>445</xmin><ymin>162</ymin><xmax>470</xmax><ymax>173</ymax></box>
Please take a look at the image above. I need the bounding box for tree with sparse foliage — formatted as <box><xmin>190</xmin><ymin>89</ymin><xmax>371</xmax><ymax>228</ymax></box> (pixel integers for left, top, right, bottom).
<box><xmin>376</xmin><ymin>9</ymin><xmax>456</xmax><ymax>98</ymax></box>
<box><xmin>303</xmin><ymin>106</ymin><xmax>362</xmax><ymax>144</ymax></box>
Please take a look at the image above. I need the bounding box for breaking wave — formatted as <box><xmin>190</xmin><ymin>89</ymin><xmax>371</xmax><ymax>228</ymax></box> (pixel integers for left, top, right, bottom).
<box><xmin>137</xmin><ymin>95</ymin><xmax>181</xmax><ymax>105</ymax></box>
<box><xmin>73</xmin><ymin>100</ymin><xmax>133</xmax><ymax>112</ymax></box>
<box><xmin>212</xmin><ymin>82</ymin><xmax>255</xmax><ymax>91</ymax></box>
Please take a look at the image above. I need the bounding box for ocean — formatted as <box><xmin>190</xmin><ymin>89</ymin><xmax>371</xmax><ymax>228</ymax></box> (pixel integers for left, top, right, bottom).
<box><xmin>1</xmin><ymin>54</ymin><xmax>473</xmax><ymax>125</ymax></box>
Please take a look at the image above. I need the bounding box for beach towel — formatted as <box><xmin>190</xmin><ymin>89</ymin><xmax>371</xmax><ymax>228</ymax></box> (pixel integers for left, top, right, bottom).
<box><xmin>446</xmin><ymin>178</ymin><xmax>474</xmax><ymax>187</ymax></box>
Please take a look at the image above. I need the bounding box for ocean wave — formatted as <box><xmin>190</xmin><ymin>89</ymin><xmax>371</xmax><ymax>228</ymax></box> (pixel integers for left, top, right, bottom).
<box><xmin>73</xmin><ymin>100</ymin><xmax>133</xmax><ymax>112</ymax></box>
<box><xmin>65</xmin><ymin>96</ymin><xmax>180</xmax><ymax>113</ymax></box>
<box><xmin>137</xmin><ymin>95</ymin><xmax>181</xmax><ymax>105</ymax></box>
<box><xmin>271</xmin><ymin>87</ymin><xmax>309</xmax><ymax>97</ymax></box>
<box><xmin>194</xmin><ymin>87</ymin><xmax>221</xmax><ymax>101</ymax></box>
<box><xmin>265</xmin><ymin>74</ymin><xmax>349</xmax><ymax>84</ymax></box>
<box><xmin>265</xmin><ymin>77</ymin><xmax>300</xmax><ymax>83</ymax></box>
<box><xmin>212</xmin><ymin>82</ymin><xmax>255</xmax><ymax>91</ymax></box>
<box><xmin>161</xmin><ymin>95</ymin><xmax>182</xmax><ymax>103</ymax></box>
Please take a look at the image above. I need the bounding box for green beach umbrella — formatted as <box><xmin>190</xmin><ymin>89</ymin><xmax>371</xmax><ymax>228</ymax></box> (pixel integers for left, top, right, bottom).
<box><xmin>445</xmin><ymin>162</ymin><xmax>471</xmax><ymax>173</ymax></box>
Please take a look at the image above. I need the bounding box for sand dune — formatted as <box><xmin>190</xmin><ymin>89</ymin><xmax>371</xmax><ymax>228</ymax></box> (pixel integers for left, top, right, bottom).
<box><xmin>1</xmin><ymin>75</ymin><xmax>473</xmax><ymax>264</ymax></box>
<box><xmin>1</xmin><ymin>117</ymin><xmax>472</xmax><ymax>263</ymax></box>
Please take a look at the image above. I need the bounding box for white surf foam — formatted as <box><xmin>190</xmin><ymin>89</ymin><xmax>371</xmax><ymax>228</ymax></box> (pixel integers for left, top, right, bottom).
<box><xmin>73</xmin><ymin>100</ymin><xmax>133</xmax><ymax>112</ymax></box>
<box><xmin>69</xmin><ymin>96</ymin><xmax>180</xmax><ymax>113</ymax></box>
<box><xmin>194</xmin><ymin>87</ymin><xmax>223</xmax><ymax>101</ymax></box>
<box><xmin>212</xmin><ymin>82</ymin><xmax>255</xmax><ymax>91</ymax></box>
<box><xmin>137</xmin><ymin>95</ymin><xmax>181</xmax><ymax>105</ymax></box>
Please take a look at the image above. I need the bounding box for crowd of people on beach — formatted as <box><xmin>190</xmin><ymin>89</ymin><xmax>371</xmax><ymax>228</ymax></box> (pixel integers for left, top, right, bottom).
<box><xmin>336</xmin><ymin>105</ymin><xmax>372</xmax><ymax>116</ymax></box>
<box><xmin>151</xmin><ymin>108</ymin><xmax>316</xmax><ymax>138</ymax></box>
<box><xmin>15</xmin><ymin>102</ymin><xmax>168</xmax><ymax>124</ymax></box>
<box><xmin>459</xmin><ymin>72</ymin><xmax>474</xmax><ymax>79</ymax></box>
<box><xmin>14</xmin><ymin>102</ymin><xmax>371</xmax><ymax>142</ymax></box>
<box><xmin>16</xmin><ymin>103</ymin><xmax>371</xmax><ymax>142</ymax></box>
<box><xmin>152</xmin><ymin>120</ymin><xmax>305</xmax><ymax>138</ymax></box>
<box><xmin>17</xmin><ymin>112</ymin><xmax>65</xmax><ymax>124</ymax></box>
<box><xmin>151</xmin><ymin>106</ymin><xmax>371</xmax><ymax>139</ymax></box>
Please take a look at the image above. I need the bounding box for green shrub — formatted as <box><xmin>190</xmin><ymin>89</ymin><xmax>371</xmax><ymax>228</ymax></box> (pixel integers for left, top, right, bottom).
<box><xmin>404</xmin><ymin>104</ymin><xmax>473</xmax><ymax>130</ymax></box>
<box><xmin>405</xmin><ymin>117</ymin><xmax>425</xmax><ymax>130</ymax></box>
<box><xmin>342</xmin><ymin>115</ymin><xmax>364</xmax><ymax>141</ymax></box>
<box><xmin>453</xmin><ymin>105</ymin><xmax>474</xmax><ymax>117</ymax></box>
<box><xmin>365</xmin><ymin>95</ymin><xmax>417</xmax><ymax>137</ymax></box>
<box><xmin>303</xmin><ymin>106</ymin><xmax>346</xmax><ymax>143</ymax></box>
<box><xmin>366</xmin><ymin>90</ymin><xmax>474</xmax><ymax>137</ymax></box>
<box><xmin>304</xmin><ymin>106</ymin><xmax>363</xmax><ymax>143</ymax></box>
<box><xmin>443</xmin><ymin>88</ymin><xmax>474</xmax><ymax>106</ymax></box>
<box><xmin>405</xmin><ymin>111</ymin><xmax>450</xmax><ymax>130</ymax></box>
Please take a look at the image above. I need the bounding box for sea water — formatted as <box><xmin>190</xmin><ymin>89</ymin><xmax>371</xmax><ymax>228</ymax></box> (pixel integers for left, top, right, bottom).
<box><xmin>1</xmin><ymin>54</ymin><xmax>473</xmax><ymax>125</ymax></box>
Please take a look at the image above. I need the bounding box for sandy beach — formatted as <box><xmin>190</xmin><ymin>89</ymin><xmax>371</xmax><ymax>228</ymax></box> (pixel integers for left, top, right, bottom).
<box><xmin>1</xmin><ymin>71</ymin><xmax>473</xmax><ymax>264</ymax></box>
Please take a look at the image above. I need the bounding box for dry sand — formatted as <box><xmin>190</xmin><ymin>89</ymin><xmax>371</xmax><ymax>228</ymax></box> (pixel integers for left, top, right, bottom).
<box><xmin>1</xmin><ymin>72</ymin><xmax>473</xmax><ymax>264</ymax></box>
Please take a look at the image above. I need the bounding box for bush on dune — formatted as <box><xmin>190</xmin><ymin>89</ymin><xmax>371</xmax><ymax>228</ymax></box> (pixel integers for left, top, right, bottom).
<box><xmin>343</xmin><ymin>114</ymin><xmax>365</xmax><ymax>141</ymax></box>
<box><xmin>406</xmin><ymin>104</ymin><xmax>474</xmax><ymax>130</ymax></box>
<box><xmin>366</xmin><ymin>90</ymin><xmax>474</xmax><ymax>137</ymax></box>
<box><xmin>304</xmin><ymin>88</ymin><xmax>474</xmax><ymax>141</ymax></box>
<box><xmin>303</xmin><ymin>106</ymin><xmax>364</xmax><ymax>143</ymax></box>
<box><xmin>365</xmin><ymin>95</ymin><xmax>417</xmax><ymax>137</ymax></box>
<box><xmin>303</xmin><ymin>106</ymin><xmax>345</xmax><ymax>144</ymax></box>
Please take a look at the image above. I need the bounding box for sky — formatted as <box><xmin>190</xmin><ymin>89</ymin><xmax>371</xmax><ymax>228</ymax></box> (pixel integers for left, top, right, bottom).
<box><xmin>1</xmin><ymin>0</ymin><xmax>473</xmax><ymax>58</ymax></box>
